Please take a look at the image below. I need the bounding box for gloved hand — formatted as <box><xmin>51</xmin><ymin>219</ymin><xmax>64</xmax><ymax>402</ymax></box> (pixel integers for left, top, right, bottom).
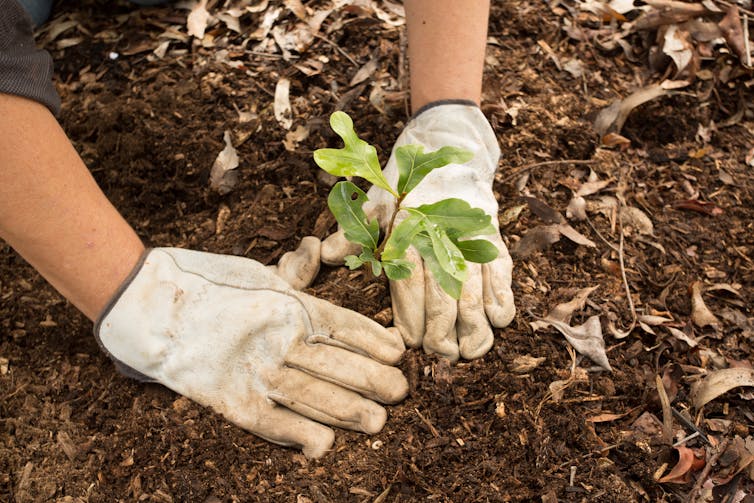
<box><xmin>322</xmin><ymin>102</ymin><xmax>515</xmax><ymax>362</ymax></box>
<box><xmin>95</xmin><ymin>247</ymin><xmax>408</xmax><ymax>459</ymax></box>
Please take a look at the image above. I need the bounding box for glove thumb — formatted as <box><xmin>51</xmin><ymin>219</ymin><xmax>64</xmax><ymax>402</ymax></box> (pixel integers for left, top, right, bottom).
<box><xmin>269</xmin><ymin>236</ymin><xmax>321</xmax><ymax>290</ymax></box>
<box><xmin>321</xmin><ymin>228</ymin><xmax>361</xmax><ymax>266</ymax></box>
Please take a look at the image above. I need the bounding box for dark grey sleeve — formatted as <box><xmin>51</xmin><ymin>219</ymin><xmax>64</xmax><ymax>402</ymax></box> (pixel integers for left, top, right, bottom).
<box><xmin>0</xmin><ymin>0</ymin><xmax>60</xmax><ymax>115</ymax></box>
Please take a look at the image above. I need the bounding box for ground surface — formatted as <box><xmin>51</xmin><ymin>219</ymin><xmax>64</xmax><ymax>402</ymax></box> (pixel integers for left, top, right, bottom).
<box><xmin>2</xmin><ymin>0</ymin><xmax>754</xmax><ymax>501</ymax></box>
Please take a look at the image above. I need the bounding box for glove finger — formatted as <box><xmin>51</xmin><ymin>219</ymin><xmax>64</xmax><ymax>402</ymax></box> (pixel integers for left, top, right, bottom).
<box><xmin>422</xmin><ymin>268</ymin><xmax>460</xmax><ymax>363</ymax></box>
<box><xmin>285</xmin><ymin>342</ymin><xmax>409</xmax><ymax>404</ymax></box>
<box><xmin>269</xmin><ymin>236</ymin><xmax>321</xmax><ymax>290</ymax></box>
<box><xmin>456</xmin><ymin>263</ymin><xmax>494</xmax><ymax>360</ymax></box>
<box><xmin>321</xmin><ymin>228</ymin><xmax>361</xmax><ymax>265</ymax></box>
<box><xmin>234</xmin><ymin>402</ymin><xmax>335</xmax><ymax>459</ymax></box>
<box><xmin>301</xmin><ymin>295</ymin><xmax>405</xmax><ymax>365</ymax></box>
<box><xmin>483</xmin><ymin>236</ymin><xmax>516</xmax><ymax>328</ymax></box>
<box><xmin>389</xmin><ymin>247</ymin><xmax>426</xmax><ymax>348</ymax></box>
<box><xmin>269</xmin><ymin>368</ymin><xmax>387</xmax><ymax>434</ymax></box>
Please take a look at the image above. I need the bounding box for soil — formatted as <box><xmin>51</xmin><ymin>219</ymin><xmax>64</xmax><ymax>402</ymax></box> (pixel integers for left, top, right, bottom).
<box><xmin>2</xmin><ymin>1</ymin><xmax>754</xmax><ymax>501</ymax></box>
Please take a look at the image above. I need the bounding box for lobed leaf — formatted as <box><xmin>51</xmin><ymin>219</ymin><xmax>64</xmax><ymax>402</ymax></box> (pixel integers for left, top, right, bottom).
<box><xmin>395</xmin><ymin>145</ymin><xmax>473</xmax><ymax>195</ymax></box>
<box><xmin>314</xmin><ymin>112</ymin><xmax>396</xmax><ymax>196</ymax></box>
<box><xmin>327</xmin><ymin>181</ymin><xmax>379</xmax><ymax>251</ymax></box>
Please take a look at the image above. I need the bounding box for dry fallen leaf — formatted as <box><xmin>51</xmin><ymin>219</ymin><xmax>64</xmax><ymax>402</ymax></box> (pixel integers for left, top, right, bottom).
<box><xmin>692</xmin><ymin>368</ymin><xmax>754</xmax><ymax>409</ymax></box>
<box><xmin>658</xmin><ymin>446</ymin><xmax>705</xmax><ymax>484</ymax></box>
<box><xmin>187</xmin><ymin>0</ymin><xmax>212</xmax><ymax>39</ymax></box>
<box><xmin>531</xmin><ymin>286</ymin><xmax>599</xmax><ymax>331</ymax></box>
<box><xmin>209</xmin><ymin>130</ymin><xmax>239</xmax><ymax>195</ymax></box>
<box><xmin>541</xmin><ymin>316</ymin><xmax>612</xmax><ymax>371</ymax></box>
<box><xmin>510</xmin><ymin>355</ymin><xmax>547</xmax><ymax>374</ymax></box>
<box><xmin>665</xmin><ymin>326</ymin><xmax>699</xmax><ymax>347</ymax></box>
<box><xmin>594</xmin><ymin>84</ymin><xmax>668</xmax><ymax>138</ymax></box>
<box><xmin>691</xmin><ymin>281</ymin><xmax>720</xmax><ymax>329</ymax></box>
<box><xmin>719</xmin><ymin>5</ymin><xmax>746</xmax><ymax>61</ymax></box>
<box><xmin>274</xmin><ymin>77</ymin><xmax>293</xmax><ymax>130</ymax></box>
<box><xmin>512</xmin><ymin>225</ymin><xmax>562</xmax><ymax>257</ymax></box>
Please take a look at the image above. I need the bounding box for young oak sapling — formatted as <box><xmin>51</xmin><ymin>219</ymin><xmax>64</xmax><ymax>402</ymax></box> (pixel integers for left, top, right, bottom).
<box><xmin>314</xmin><ymin>112</ymin><xmax>499</xmax><ymax>300</ymax></box>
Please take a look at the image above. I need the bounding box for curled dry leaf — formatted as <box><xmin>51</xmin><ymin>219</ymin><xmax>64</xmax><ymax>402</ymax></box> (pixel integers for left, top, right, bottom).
<box><xmin>510</xmin><ymin>355</ymin><xmax>547</xmax><ymax>374</ymax></box>
<box><xmin>575</xmin><ymin>178</ymin><xmax>612</xmax><ymax>198</ymax></box>
<box><xmin>512</xmin><ymin>225</ymin><xmax>561</xmax><ymax>257</ymax></box>
<box><xmin>349</xmin><ymin>56</ymin><xmax>380</xmax><ymax>87</ymax></box>
<box><xmin>274</xmin><ymin>78</ymin><xmax>293</xmax><ymax>130</ymax></box>
<box><xmin>657</xmin><ymin>446</ymin><xmax>705</xmax><ymax>484</ymax></box>
<box><xmin>665</xmin><ymin>326</ymin><xmax>698</xmax><ymax>347</ymax></box>
<box><xmin>662</xmin><ymin>24</ymin><xmax>695</xmax><ymax>75</ymax></box>
<box><xmin>719</xmin><ymin>5</ymin><xmax>746</xmax><ymax>61</ymax></box>
<box><xmin>621</xmin><ymin>206</ymin><xmax>654</xmax><ymax>235</ymax></box>
<box><xmin>531</xmin><ymin>286</ymin><xmax>599</xmax><ymax>331</ymax></box>
<box><xmin>187</xmin><ymin>0</ymin><xmax>212</xmax><ymax>39</ymax></box>
<box><xmin>566</xmin><ymin>196</ymin><xmax>587</xmax><ymax>220</ymax></box>
<box><xmin>691</xmin><ymin>281</ymin><xmax>720</xmax><ymax>329</ymax></box>
<box><xmin>594</xmin><ymin>84</ymin><xmax>668</xmax><ymax>138</ymax></box>
<box><xmin>524</xmin><ymin>196</ymin><xmax>564</xmax><ymax>224</ymax></box>
<box><xmin>542</xmin><ymin>316</ymin><xmax>612</xmax><ymax>371</ymax></box>
<box><xmin>558</xmin><ymin>223</ymin><xmax>597</xmax><ymax>247</ymax></box>
<box><xmin>692</xmin><ymin>368</ymin><xmax>754</xmax><ymax>409</ymax></box>
<box><xmin>209</xmin><ymin>130</ymin><xmax>239</xmax><ymax>195</ymax></box>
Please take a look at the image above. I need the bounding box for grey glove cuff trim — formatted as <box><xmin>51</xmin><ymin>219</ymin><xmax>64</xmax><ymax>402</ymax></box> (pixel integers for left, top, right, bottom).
<box><xmin>411</xmin><ymin>99</ymin><xmax>478</xmax><ymax>120</ymax></box>
<box><xmin>93</xmin><ymin>248</ymin><xmax>156</xmax><ymax>383</ymax></box>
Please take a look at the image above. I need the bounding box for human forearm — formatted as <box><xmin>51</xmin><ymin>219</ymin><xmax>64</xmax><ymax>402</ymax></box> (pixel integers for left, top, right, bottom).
<box><xmin>0</xmin><ymin>93</ymin><xmax>144</xmax><ymax>320</ymax></box>
<box><xmin>404</xmin><ymin>0</ymin><xmax>491</xmax><ymax>112</ymax></box>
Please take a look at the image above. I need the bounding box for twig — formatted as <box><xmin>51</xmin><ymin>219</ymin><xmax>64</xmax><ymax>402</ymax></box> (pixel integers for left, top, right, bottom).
<box><xmin>656</xmin><ymin>374</ymin><xmax>674</xmax><ymax>445</ymax></box>
<box><xmin>744</xmin><ymin>14</ymin><xmax>751</xmax><ymax>68</ymax></box>
<box><xmin>414</xmin><ymin>408</ymin><xmax>440</xmax><ymax>438</ymax></box>
<box><xmin>689</xmin><ymin>438</ymin><xmax>730</xmax><ymax>503</ymax></box>
<box><xmin>672</xmin><ymin>407</ymin><xmax>711</xmax><ymax>445</ymax></box>
<box><xmin>712</xmin><ymin>0</ymin><xmax>754</xmax><ymax>19</ymax></box>
<box><xmin>312</xmin><ymin>33</ymin><xmax>359</xmax><ymax>67</ymax></box>
<box><xmin>585</xmin><ymin>211</ymin><xmax>637</xmax><ymax>338</ymax></box>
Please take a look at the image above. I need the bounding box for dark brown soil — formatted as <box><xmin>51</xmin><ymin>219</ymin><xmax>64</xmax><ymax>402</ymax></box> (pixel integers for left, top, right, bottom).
<box><xmin>2</xmin><ymin>1</ymin><xmax>754</xmax><ymax>501</ymax></box>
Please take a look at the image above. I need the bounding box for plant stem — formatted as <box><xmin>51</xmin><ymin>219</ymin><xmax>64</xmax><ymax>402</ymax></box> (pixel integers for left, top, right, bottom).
<box><xmin>374</xmin><ymin>193</ymin><xmax>406</xmax><ymax>259</ymax></box>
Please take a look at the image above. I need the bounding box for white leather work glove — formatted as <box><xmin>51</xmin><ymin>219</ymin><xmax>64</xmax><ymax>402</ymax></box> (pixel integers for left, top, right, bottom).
<box><xmin>322</xmin><ymin>102</ymin><xmax>515</xmax><ymax>362</ymax></box>
<box><xmin>95</xmin><ymin>247</ymin><xmax>408</xmax><ymax>459</ymax></box>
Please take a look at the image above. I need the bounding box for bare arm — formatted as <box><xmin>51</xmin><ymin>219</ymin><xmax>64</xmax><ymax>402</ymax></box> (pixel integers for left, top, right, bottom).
<box><xmin>405</xmin><ymin>0</ymin><xmax>491</xmax><ymax>112</ymax></box>
<box><xmin>0</xmin><ymin>93</ymin><xmax>145</xmax><ymax>320</ymax></box>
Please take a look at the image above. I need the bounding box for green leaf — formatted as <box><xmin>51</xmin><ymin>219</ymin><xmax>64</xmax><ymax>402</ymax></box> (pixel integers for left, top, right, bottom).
<box><xmin>327</xmin><ymin>181</ymin><xmax>379</xmax><ymax>250</ymax></box>
<box><xmin>412</xmin><ymin>232</ymin><xmax>463</xmax><ymax>299</ymax></box>
<box><xmin>422</xmin><ymin>224</ymin><xmax>468</xmax><ymax>283</ymax></box>
<box><xmin>380</xmin><ymin>212</ymin><xmax>424</xmax><ymax>261</ymax></box>
<box><xmin>413</xmin><ymin>199</ymin><xmax>496</xmax><ymax>238</ymax></box>
<box><xmin>383</xmin><ymin>259</ymin><xmax>414</xmax><ymax>281</ymax></box>
<box><xmin>395</xmin><ymin>145</ymin><xmax>473</xmax><ymax>195</ymax></box>
<box><xmin>358</xmin><ymin>248</ymin><xmax>383</xmax><ymax>277</ymax></box>
<box><xmin>454</xmin><ymin>238</ymin><xmax>499</xmax><ymax>263</ymax></box>
<box><xmin>344</xmin><ymin>255</ymin><xmax>364</xmax><ymax>269</ymax></box>
<box><xmin>313</xmin><ymin>112</ymin><xmax>397</xmax><ymax>197</ymax></box>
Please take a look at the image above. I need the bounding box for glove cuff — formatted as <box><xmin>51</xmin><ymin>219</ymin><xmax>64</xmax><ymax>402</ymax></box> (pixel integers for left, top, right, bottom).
<box><xmin>93</xmin><ymin>248</ymin><xmax>155</xmax><ymax>382</ymax></box>
<box><xmin>412</xmin><ymin>99</ymin><xmax>478</xmax><ymax>120</ymax></box>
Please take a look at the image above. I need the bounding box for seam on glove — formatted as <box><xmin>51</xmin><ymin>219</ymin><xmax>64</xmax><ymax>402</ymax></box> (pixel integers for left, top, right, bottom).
<box><xmin>93</xmin><ymin>247</ymin><xmax>155</xmax><ymax>383</ymax></box>
<box><xmin>412</xmin><ymin>99</ymin><xmax>478</xmax><ymax>120</ymax></box>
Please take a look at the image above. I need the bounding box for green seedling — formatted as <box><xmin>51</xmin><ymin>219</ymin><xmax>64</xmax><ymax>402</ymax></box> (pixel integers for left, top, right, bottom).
<box><xmin>314</xmin><ymin>112</ymin><xmax>499</xmax><ymax>299</ymax></box>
